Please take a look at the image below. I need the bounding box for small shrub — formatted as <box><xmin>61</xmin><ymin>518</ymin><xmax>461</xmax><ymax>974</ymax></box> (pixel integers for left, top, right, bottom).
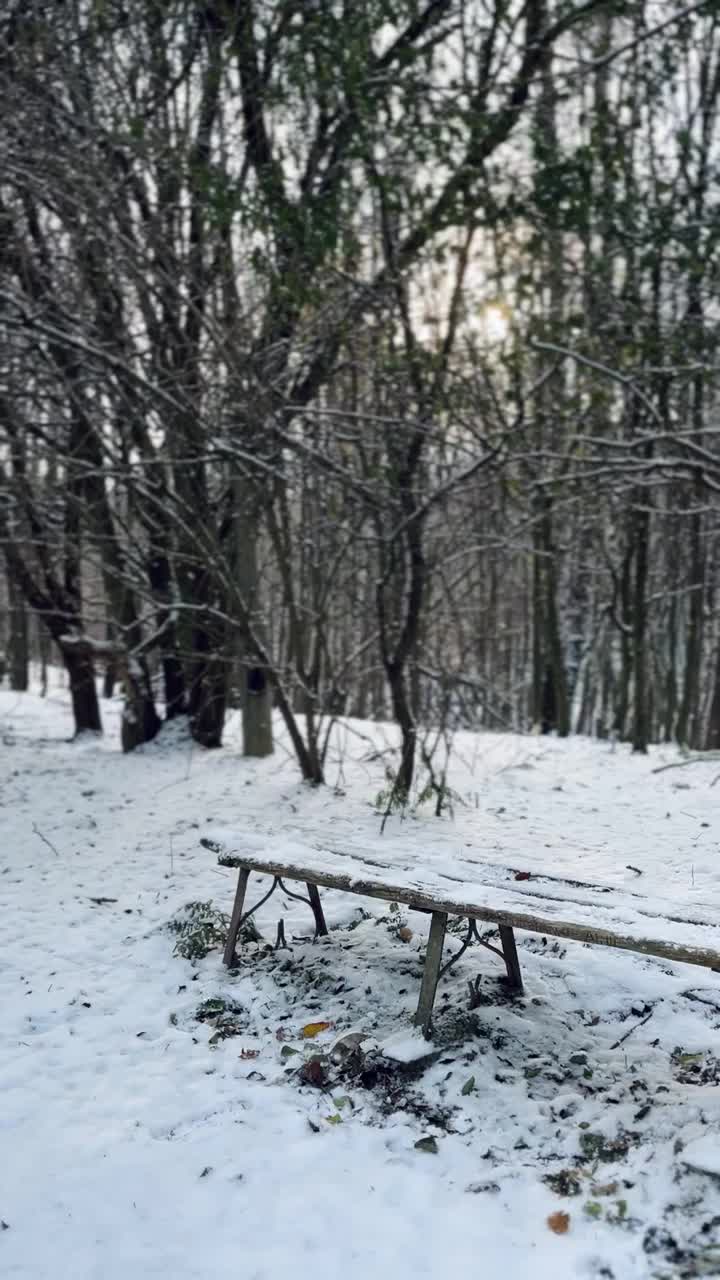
<box><xmin>168</xmin><ymin>900</ymin><xmax>230</xmax><ymax>961</ymax></box>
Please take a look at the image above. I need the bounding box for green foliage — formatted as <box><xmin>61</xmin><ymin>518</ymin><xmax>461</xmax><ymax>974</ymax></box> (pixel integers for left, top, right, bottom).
<box><xmin>543</xmin><ymin>1169</ymin><xmax>583</xmax><ymax>1197</ymax></box>
<box><xmin>168</xmin><ymin>900</ymin><xmax>229</xmax><ymax>961</ymax></box>
<box><xmin>579</xmin><ymin>1131</ymin><xmax>635</xmax><ymax>1164</ymax></box>
<box><xmin>169</xmin><ymin>901</ymin><xmax>263</xmax><ymax>963</ymax></box>
<box><xmin>195</xmin><ymin>995</ymin><xmax>245</xmax><ymax>1042</ymax></box>
<box><xmin>373</xmin><ymin>765</ymin><xmax>459</xmax><ymax>819</ymax></box>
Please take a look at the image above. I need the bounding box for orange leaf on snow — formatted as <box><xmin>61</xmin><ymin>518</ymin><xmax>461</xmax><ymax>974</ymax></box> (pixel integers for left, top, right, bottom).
<box><xmin>547</xmin><ymin>1212</ymin><xmax>570</xmax><ymax>1235</ymax></box>
<box><xmin>301</xmin><ymin>1021</ymin><xmax>333</xmax><ymax>1039</ymax></box>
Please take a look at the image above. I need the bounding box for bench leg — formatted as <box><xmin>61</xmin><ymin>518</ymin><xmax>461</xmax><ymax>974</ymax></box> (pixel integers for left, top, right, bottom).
<box><xmin>414</xmin><ymin>911</ymin><xmax>448</xmax><ymax>1037</ymax></box>
<box><xmin>499</xmin><ymin>925</ymin><xmax>523</xmax><ymax>992</ymax></box>
<box><xmin>223</xmin><ymin>868</ymin><xmax>250</xmax><ymax>966</ymax></box>
<box><xmin>307</xmin><ymin>883</ymin><xmax>328</xmax><ymax>937</ymax></box>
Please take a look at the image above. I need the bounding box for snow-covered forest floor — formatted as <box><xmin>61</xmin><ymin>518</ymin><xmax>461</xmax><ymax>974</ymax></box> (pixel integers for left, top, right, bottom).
<box><xmin>3</xmin><ymin>682</ymin><xmax>720</xmax><ymax>1279</ymax></box>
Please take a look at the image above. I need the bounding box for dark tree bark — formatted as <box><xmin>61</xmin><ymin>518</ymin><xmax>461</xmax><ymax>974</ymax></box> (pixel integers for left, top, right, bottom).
<box><xmin>62</xmin><ymin>643</ymin><xmax>102</xmax><ymax>735</ymax></box>
<box><xmin>7</xmin><ymin>572</ymin><xmax>28</xmax><ymax>691</ymax></box>
<box><xmin>676</xmin><ymin>506</ymin><xmax>704</xmax><ymax>748</ymax></box>
<box><xmin>532</xmin><ymin>497</ymin><xmax>569</xmax><ymax>736</ymax></box>
<box><xmin>186</xmin><ymin>576</ymin><xmax>228</xmax><ymax>748</ymax></box>
<box><xmin>705</xmin><ymin>638</ymin><xmax>720</xmax><ymax>751</ymax></box>
<box><xmin>147</xmin><ymin>553</ymin><xmax>186</xmax><ymax>719</ymax></box>
<box><xmin>120</xmin><ymin>658</ymin><xmax>162</xmax><ymax>752</ymax></box>
<box><xmin>631</xmin><ymin>497</ymin><xmax>650</xmax><ymax>754</ymax></box>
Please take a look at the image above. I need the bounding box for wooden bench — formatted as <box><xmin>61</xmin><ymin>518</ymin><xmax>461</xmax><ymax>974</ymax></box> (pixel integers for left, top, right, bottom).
<box><xmin>202</xmin><ymin>831</ymin><xmax>720</xmax><ymax>1035</ymax></box>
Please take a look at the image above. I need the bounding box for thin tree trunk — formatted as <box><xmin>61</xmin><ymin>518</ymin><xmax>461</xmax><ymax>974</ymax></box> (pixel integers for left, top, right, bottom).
<box><xmin>705</xmin><ymin>630</ymin><xmax>720</xmax><ymax>750</ymax></box>
<box><xmin>187</xmin><ymin>611</ymin><xmax>227</xmax><ymax>748</ymax></box>
<box><xmin>7</xmin><ymin>572</ymin><xmax>29</xmax><ymax>691</ymax></box>
<box><xmin>676</xmin><ymin>507</ymin><xmax>704</xmax><ymax>747</ymax></box>
<box><xmin>103</xmin><ymin>622</ymin><xmax>117</xmax><ymax>699</ymax></box>
<box><xmin>631</xmin><ymin>498</ymin><xmax>650</xmax><ymax>754</ymax></box>
<box><xmin>235</xmin><ymin>485</ymin><xmax>273</xmax><ymax>758</ymax></box>
<box><xmin>147</xmin><ymin>552</ymin><xmax>186</xmax><ymax>719</ymax></box>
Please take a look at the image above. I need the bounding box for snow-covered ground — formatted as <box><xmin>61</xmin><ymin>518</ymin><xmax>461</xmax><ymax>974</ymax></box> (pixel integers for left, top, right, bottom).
<box><xmin>3</xmin><ymin>681</ymin><xmax>720</xmax><ymax>1279</ymax></box>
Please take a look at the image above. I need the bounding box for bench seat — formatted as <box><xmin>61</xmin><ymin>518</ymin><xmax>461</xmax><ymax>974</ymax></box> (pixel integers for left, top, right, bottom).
<box><xmin>203</xmin><ymin>830</ymin><xmax>720</xmax><ymax>1033</ymax></box>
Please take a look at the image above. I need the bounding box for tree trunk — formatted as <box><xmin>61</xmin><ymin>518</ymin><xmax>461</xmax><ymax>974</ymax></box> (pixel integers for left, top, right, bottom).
<box><xmin>7</xmin><ymin>573</ymin><xmax>29</xmax><ymax>691</ymax></box>
<box><xmin>387</xmin><ymin>661</ymin><xmax>417</xmax><ymax>798</ymax></box>
<box><xmin>147</xmin><ymin>553</ymin><xmax>186</xmax><ymax>719</ymax></box>
<box><xmin>613</xmin><ymin>543</ymin><xmax>633</xmax><ymax>738</ymax></box>
<box><xmin>120</xmin><ymin>658</ymin><xmax>162</xmax><ymax>752</ymax></box>
<box><xmin>62</xmin><ymin>644</ymin><xmax>102</xmax><ymax>735</ymax></box>
<box><xmin>533</xmin><ymin>497</ymin><xmax>569</xmax><ymax>735</ymax></box>
<box><xmin>102</xmin><ymin>622</ymin><xmax>117</xmax><ymax>699</ymax></box>
<box><xmin>676</xmin><ymin>510</ymin><xmax>704</xmax><ymax>747</ymax></box>
<box><xmin>38</xmin><ymin>614</ymin><xmax>49</xmax><ymax>697</ymax></box>
<box><xmin>233</xmin><ymin>479</ymin><xmax>273</xmax><ymax>757</ymax></box>
<box><xmin>631</xmin><ymin>499</ymin><xmax>650</xmax><ymax>754</ymax></box>
<box><xmin>531</xmin><ymin>522</ymin><xmax>544</xmax><ymax>728</ymax></box>
<box><xmin>705</xmin><ymin>632</ymin><xmax>720</xmax><ymax>750</ymax></box>
<box><xmin>187</xmin><ymin>598</ymin><xmax>227</xmax><ymax>749</ymax></box>
<box><xmin>242</xmin><ymin>665</ymin><xmax>273</xmax><ymax>757</ymax></box>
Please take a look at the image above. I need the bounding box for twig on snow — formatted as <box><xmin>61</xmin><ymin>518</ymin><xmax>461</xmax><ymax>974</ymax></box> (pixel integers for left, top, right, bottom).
<box><xmin>32</xmin><ymin>823</ymin><xmax>60</xmax><ymax>857</ymax></box>
<box><xmin>610</xmin><ymin>1007</ymin><xmax>656</xmax><ymax>1050</ymax></box>
<box><xmin>652</xmin><ymin>755</ymin><xmax>720</xmax><ymax>775</ymax></box>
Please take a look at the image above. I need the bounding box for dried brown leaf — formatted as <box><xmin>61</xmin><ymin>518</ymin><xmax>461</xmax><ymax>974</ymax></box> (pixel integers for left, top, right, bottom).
<box><xmin>547</xmin><ymin>1211</ymin><xmax>570</xmax><ymax>1235</ymax></box>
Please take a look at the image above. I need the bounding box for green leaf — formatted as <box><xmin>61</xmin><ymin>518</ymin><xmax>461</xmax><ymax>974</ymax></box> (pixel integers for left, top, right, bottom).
<box><xmin>461</xmin><ymin>1076</ymin><xmax>476</xmax><ymax>1096</ymax></box>
<box><xmin>281</xmin><ymin>1045</ymin><xmax>300</xmax><ymax>1059</ymax></box>
<box><xmin>584</xmin><ymin>1201</ymin><xmax>603</xmax><ymax>1219</ymax></box>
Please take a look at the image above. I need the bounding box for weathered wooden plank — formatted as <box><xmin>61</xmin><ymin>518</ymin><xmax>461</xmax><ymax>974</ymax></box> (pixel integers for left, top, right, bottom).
<box><xmin>499</xmin><ymin>925</ymin><xmax>523</xmax><ymax>991</ymax></box>
<box><xmin>201</xmin><ymin>839</ymin><xmax>720</xmax><ymax>971</ymax></box>
<box><xmin>414</xmin><ymin>911</ymin><xmax>448</xmax><ymax>1035</ymax></box>
<box><xmin>223</xmin><ymin>867</ymin><xmax>250</xmax><ymax>966</ymax></box>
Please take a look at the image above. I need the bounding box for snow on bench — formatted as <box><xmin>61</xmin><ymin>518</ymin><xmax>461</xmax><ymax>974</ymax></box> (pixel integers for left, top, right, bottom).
<box><xmin>202</xmin><ymin>829</ymin><xmax>720</xmax><ymax>1034</ymax></box>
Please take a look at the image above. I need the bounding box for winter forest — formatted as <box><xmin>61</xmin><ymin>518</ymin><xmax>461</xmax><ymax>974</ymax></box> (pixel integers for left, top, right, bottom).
<box><xmin>2</xmin><ymin>0</ymin><xmax>720</xmax><ymax>795</ymax></box>
<box><xmin>8</xmin><ymin>6</ymin><xmax>720</xmax><ymax>1276</ymax></box>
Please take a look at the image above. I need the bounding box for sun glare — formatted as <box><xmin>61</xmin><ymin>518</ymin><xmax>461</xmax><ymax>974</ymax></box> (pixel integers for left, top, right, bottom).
<box><xmin>479</xmin><ymin>300</ymin><xmax>511</xmax><ymax>345</ymax></box>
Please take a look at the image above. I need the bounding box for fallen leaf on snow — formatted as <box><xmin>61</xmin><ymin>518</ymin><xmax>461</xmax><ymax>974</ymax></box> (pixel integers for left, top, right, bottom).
<box><xmin>239</xmin><ymin>1048</ymin><xmax>260</xmax><ymax>1060</ymax></box>
<box><xmin>547</xmin><ymin>1211</ymin><xmax>570</xmax><ymax>1235</ymax></box>
<box><xmin>300</xmin><ymin>1057</ymin><xmax>327</xmax><ymax>1088</ymax></box>
<box><xmin>301</xmin><ymin>1021</ymin><xmax>332</xmax><ymax>1039</ymax></box>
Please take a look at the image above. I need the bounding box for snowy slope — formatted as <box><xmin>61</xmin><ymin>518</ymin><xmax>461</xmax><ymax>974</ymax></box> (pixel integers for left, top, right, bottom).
<box><xmin>3</xmin><ymin>683</ymin><xmax>720</xmax><ymax>1279</ymax></box>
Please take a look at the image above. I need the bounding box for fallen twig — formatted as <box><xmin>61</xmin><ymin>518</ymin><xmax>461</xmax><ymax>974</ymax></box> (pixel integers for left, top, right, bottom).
<box><xmin>32</xmin><ymin>824</ymin><xmax>60</xmax><ymax>857</ymax></box>
<box><xmin>610</xmin><ymin>1007</ymin><xmax>655</xmax><ymax>1050</ymax></box>
<box><xmin>652</xmin><ymin>755</ymin><xmax>720</xmax><ymax>775</ymax></box>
